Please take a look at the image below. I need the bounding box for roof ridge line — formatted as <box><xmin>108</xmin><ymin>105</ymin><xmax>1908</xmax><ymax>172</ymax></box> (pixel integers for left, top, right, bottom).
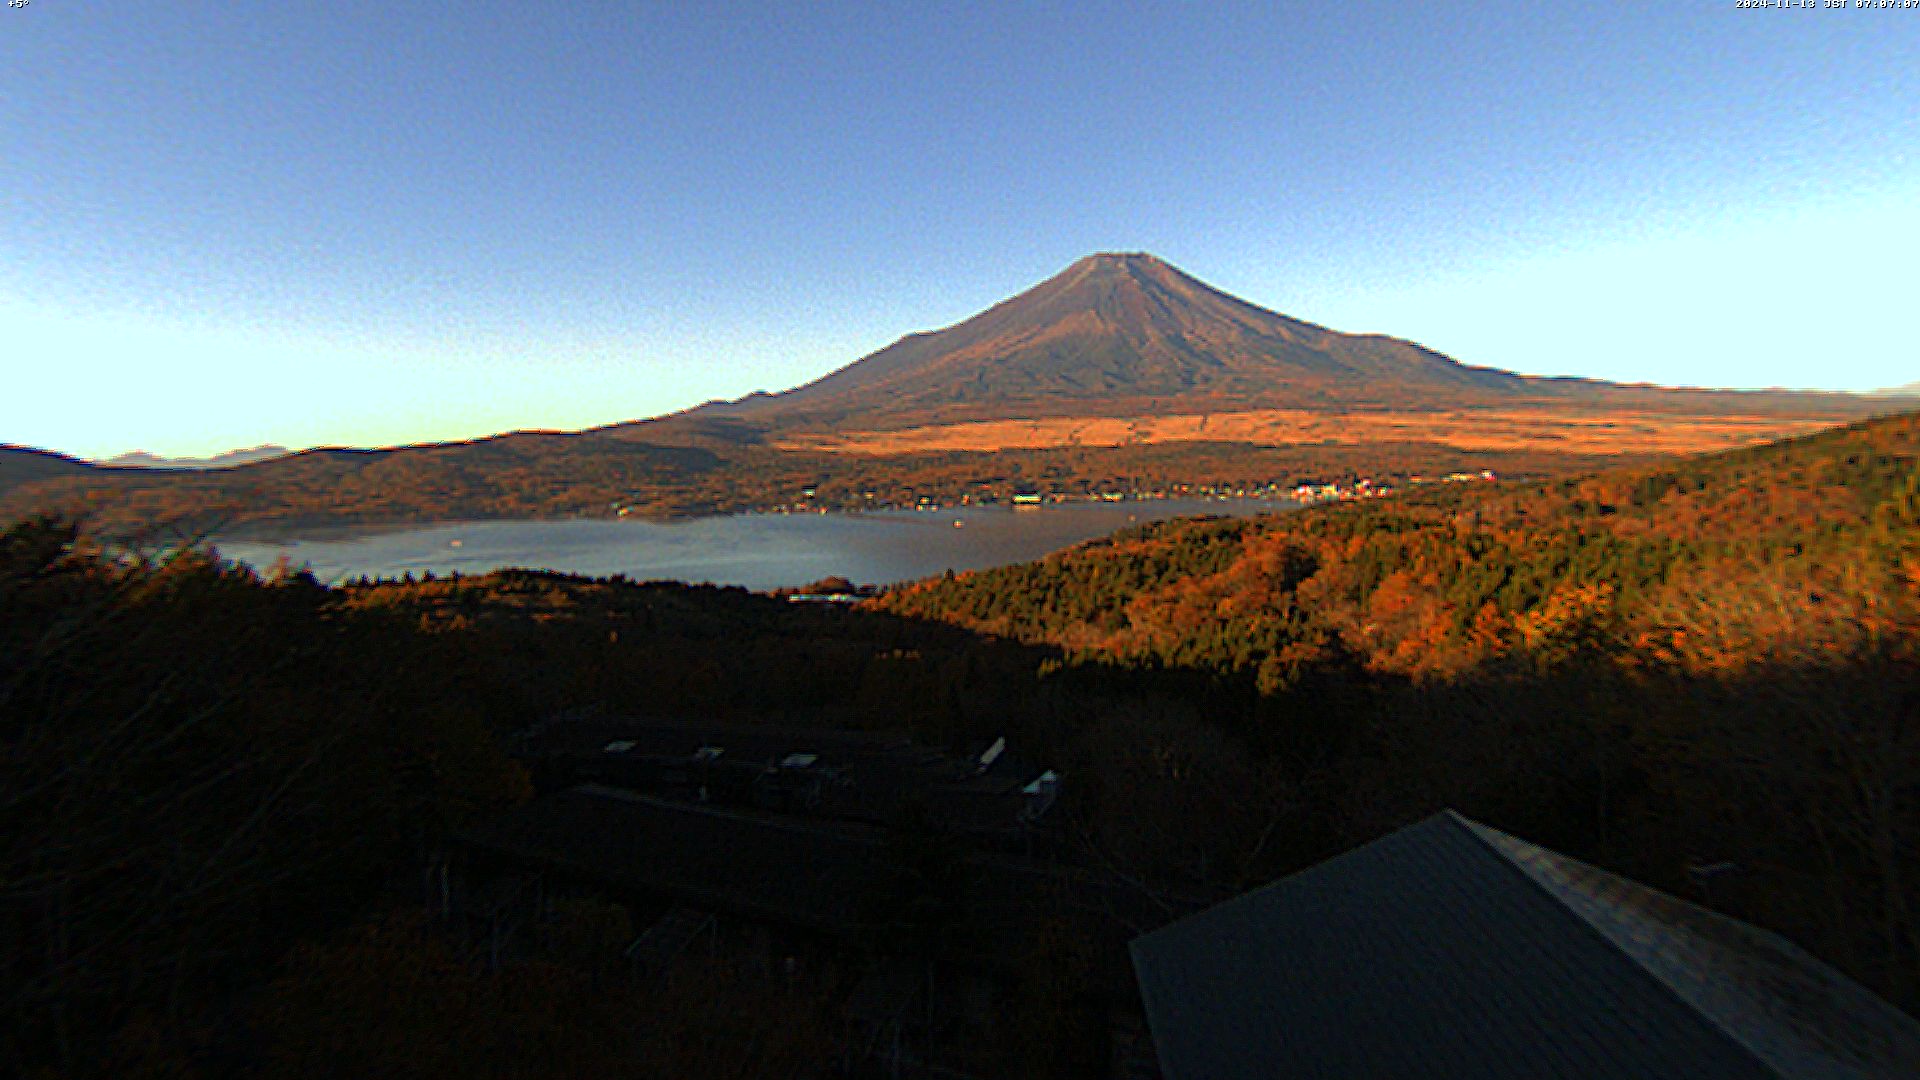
<box><xmin>1444</xmin><ymin>811</ymin><xmax>1787</xmax><ymax>1079</ymax></box>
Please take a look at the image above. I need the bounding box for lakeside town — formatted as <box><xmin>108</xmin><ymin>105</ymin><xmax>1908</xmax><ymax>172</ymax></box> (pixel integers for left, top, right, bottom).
<box><xmin>735</xmin><ymin>467</ymin><xmax>1505</xmax><ymax>518</ymax></box>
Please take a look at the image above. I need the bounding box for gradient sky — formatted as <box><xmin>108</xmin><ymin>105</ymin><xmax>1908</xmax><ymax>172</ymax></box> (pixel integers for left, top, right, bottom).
<box><xmin>4</xmin><ymin>3</ymin><xmax>1917</xmax><ymax>459</ymax></box>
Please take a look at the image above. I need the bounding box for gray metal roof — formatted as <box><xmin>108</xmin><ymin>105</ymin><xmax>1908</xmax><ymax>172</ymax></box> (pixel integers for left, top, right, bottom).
<box><xmin>1129</xmin><ymin>811</ymin><xmax>1920</xmax><ymax>1080</ymax></box>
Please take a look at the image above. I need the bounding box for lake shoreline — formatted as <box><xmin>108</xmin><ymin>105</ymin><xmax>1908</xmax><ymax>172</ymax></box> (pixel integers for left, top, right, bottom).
<box><xmin>208</xmin><ymin>492</ymin><xmax>1300</xmax><ymax>544</ymax></box>
<box><xmin>211</xmin><ymin>497</ymin><xmax>1301</xmax><ymax>591</ymax></box>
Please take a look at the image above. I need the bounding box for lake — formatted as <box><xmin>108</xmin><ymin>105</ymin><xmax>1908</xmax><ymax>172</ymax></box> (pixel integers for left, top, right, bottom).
<box><xmin>213</xmin><ymin>498</ymin><xmax>1297</xmax><ymax>590</ymax></box>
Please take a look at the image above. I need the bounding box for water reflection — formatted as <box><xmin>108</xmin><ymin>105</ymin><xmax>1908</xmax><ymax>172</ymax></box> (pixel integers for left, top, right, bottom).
<box><xmin>214</xmin><ymin>498</ymin><xmax>1296</xmax><ymax>590</ymax></box>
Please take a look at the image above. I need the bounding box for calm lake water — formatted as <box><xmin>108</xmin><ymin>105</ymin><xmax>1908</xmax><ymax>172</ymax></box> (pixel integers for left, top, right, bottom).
<box><xmin>214</xmin><ymin>498</ymin><xmax>1296</xmax><ymax>590</ymax></box>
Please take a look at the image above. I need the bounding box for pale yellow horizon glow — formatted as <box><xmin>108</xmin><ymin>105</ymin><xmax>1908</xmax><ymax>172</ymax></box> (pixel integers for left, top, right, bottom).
<box><xmin>6</xmin><ymin>193</ymin><xmax>1916</xmax><ymax>462</ymax></box>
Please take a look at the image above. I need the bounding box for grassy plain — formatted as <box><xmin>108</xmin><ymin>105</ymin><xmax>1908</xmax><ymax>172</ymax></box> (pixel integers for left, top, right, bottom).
<box><xmin>779</xmin><ymin>405</ymin><xmax>1853</xmax><ymax>458</ymax></box>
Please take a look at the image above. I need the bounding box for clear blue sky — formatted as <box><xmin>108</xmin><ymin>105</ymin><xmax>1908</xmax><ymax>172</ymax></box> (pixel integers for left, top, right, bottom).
<box><xmin>4</xmin><ymin>2</ymin><xmax>1916</xmax><ymax>458</ymax></box>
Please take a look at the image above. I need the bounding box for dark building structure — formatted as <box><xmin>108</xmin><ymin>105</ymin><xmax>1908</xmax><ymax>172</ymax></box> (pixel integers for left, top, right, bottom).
<box><xmin>451</xmin><ymin>713</ymin><xmax>1156</xmax><ymax>1077</ymax></box>
<box><xmin>1130</xmin><ymin>810</ymin><xmax>1920</xmax><ymax>1080</ymax></box>
<box><xmin>516</xmin><ymin>715</ymin><xmax>1058</xmax><ymax>834</ymax></box>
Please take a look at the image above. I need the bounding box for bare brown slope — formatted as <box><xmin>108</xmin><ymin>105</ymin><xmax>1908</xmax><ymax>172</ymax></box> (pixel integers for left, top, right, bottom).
<box><xmin>625</xmin><ymin>253</ymin><xmax>1877</xmax><ymax>448</ymax></box>
<box><xmin>655</xmin><ymin>253</ymin><xmax>1530</xmax><ymax>431</ymax></box>
<box><xmin>779</xmin><ymin>407</ymin><xmax>1847</xmax><ymax>458</ymax></box>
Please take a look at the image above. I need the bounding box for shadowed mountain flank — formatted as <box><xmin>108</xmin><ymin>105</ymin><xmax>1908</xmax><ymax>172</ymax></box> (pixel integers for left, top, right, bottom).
<box><xmin>674</xmin><ymin>253</ymin><xmax>1530</xmax><ymax>428</ymax></box>
<box><xmin>630</xmin><ymin>253</ymin><xmax>1874</xmax><ymax>447</ymax></box>
<box><xmin>0</xmin><ymin>446</ymin><xmax>95</xmax><ymax>496</ymax></box>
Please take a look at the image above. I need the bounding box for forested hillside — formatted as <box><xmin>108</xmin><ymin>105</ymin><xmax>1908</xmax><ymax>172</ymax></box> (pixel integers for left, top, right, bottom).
<box><xmin>0</xmin><ymin>523</ymin><xmax>1074</xmax><ymax>1077</ymax></box>
<box><xmin>0</xmin><ymin>432</ymin><xmax>1633</xmax><ymax>537</ymax></box>
<box><xmin>879</xmin><ymin>410</ymin><xmax>1920</xmax><ymax>1009</ymax></box>
<box><xmin>880</xmin><ymin>410</ymin><xmax>1920</xmax><ymax>683</ymax></box>
<box><xmin>7</xmin><ymin>411</ymin><xmax>1918</xmax><ymax>1075</ymax></box>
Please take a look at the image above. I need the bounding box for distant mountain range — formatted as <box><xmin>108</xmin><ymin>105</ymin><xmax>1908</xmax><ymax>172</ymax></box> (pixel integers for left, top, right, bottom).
<box><xmin>1874</xmin><ymin>381</ymin><xmax>1920</xmax><ymax>397</ymax></box>
<box><xmin>0</xmin><ymin>253</ymin><xmax>1901</xmax><ymax>534</ymax></box>
<box><xmin>105</xmin><ymin>445</ymin><xmax>291</xmax><ymax>469</ymax></box>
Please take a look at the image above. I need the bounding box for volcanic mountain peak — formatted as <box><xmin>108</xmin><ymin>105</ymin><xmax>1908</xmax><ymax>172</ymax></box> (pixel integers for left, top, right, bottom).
<box><xmin>686</xmin><ymin>252</ymin><xmax>1527</xmax><ymax>429</ymax></box>
<box><xmin>1068</xmin><ymin>250</ymin><xmax>1160</xmax><ymax>270</ymax></box>
<box><xmin>983</xmin><ymin>250</ymin><xmax>1322</xmax><ymax>338</ymax></box>
<box><xmin>1059</xmin><ymin>250</ymin><xmax>1194</xmax><ymax>286</ymax></box>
